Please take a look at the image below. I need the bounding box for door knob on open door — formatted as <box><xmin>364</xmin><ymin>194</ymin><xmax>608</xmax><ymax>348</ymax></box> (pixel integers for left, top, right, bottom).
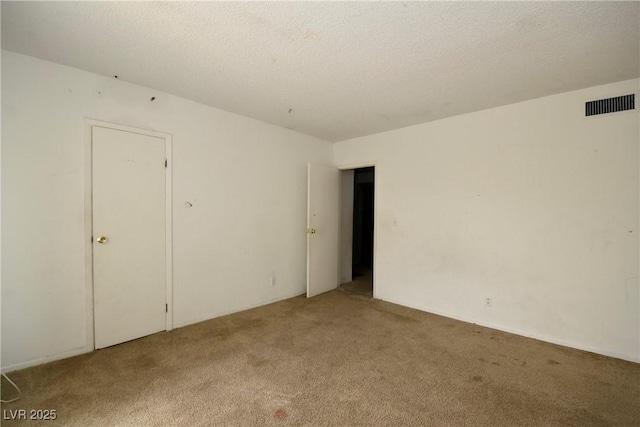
<box><xmin>307</xmin><ymin>229</ymin><xmax>316</xmax><ymax>234</ymax></box>
<box><xmin>97</xmin><ymin>236</ymin><xmax>108</xmax><ymax>244</ymax></box>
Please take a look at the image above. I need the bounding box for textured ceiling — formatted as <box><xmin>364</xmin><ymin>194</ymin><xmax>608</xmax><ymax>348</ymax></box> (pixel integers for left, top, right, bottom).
<box><xmin>2</xmin><ymin>1</ymin><xmax>639</xmax><ymax>142</ymax></box>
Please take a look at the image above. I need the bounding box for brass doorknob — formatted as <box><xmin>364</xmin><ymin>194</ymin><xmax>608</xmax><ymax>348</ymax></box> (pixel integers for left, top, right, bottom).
<box><xmin>307</xmin><ymin>229</ymin><xmax>316</xmax><ymax>234</ymax></box>
<box><xmin>97</xmin><ymin>236</ymin><xmax>108</xmax><ymax>244</ymax></box>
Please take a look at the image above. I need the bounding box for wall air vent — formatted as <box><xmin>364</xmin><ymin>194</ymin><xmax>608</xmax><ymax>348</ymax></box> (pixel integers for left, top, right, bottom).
<box><xmin>585</xmin><ymin>94</ymin><xmax>635</xmax><ymax>117</ymax></box>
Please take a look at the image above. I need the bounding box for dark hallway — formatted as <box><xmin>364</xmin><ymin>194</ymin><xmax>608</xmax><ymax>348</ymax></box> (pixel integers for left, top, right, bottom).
<box><xmin>341</xmin><ymin>167</ymin><xmax>374</xmax><ymax>297</ymax></box>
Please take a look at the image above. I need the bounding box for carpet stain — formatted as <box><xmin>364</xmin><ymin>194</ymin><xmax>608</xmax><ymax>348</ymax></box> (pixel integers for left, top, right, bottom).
<box><xmin>274</xmin><ymin>408</ymin><xmax>287</xmax><ymax>419</ymax></box>
<box><xmin>195</xmin><ymin>379</ymin><xmax>214</xmax><ymax>392</ymax></box>
<box><xmin>236</xmin><ymin>318</ymin><xmax>267</xmax><ymax>330</ymax></box>
<box><xmin>373</xmin><ymin>308</ymin><xmax>419</xmax><ymax>324</ymax></box>
<box><xmin>38</xmin><ymin>392</ymin><xmax>80</xmax><ymax>408</ymax></box>
<box><xmin>133</xmin><ymin>354</ymin><xmax>158</xmax><ymax>369</ymax></box>
<box><xmin>210</xmin><ymin>327</ymin><xmax>233</xmax><ymax>340</ymax></box>
<box><xmin>248</xmin><ymin>354</ymin><xmax>269</xmax><ymax>368</ymax></box>
<box><xmin>312</xmin><ymin>320</ymin><xmax>334</xmax><ymax>327</ymax></box>
<box><xmin>547</xmin><ymin>359</ymin><xmax>561</xmax><ymax>365</ymax></box>
<box><xmin>472</xmin><ymin>375</ymin><xmax>483</xmax><ymax>382</ymax></box>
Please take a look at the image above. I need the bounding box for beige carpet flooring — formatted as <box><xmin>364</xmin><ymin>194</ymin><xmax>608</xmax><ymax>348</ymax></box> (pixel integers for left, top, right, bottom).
<box><xmin>1</xmin><ymin>290</ymin><xmax>639</xmax><ymax>426</ymax></box>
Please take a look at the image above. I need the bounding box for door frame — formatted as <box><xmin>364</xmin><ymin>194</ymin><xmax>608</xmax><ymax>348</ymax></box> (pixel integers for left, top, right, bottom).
<box><xmin>83</xmin><ymin>119</ymin><xmax>173</xmax><ymax>351</ymax></box>
<box><xmin>337</xmin><ymin>162</ymin><xmax>377</xmax><ymax>298</ymax></box>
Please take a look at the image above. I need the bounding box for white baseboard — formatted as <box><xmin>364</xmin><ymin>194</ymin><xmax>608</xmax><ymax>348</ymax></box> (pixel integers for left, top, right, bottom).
<box><xmin>2</xmin><ymin>347</ymin><xmax>91</xmax><ymax>373</ymax></box>
<box><xmin>2</xmin><ymin>291</ymin><xmax>305</xmax><ymax>373</ymax></box>
<box><xmin>172</xmin><ymin>290</ymin><xmax>304</xmax><ymax>329</ymax></box>
<box><xmin>376</xmin><ymin>295</ymin><xmax>640</xmax><ymax>364</ymax></box>
<box><xmin>7</xmin><ymin>289</ymin><xmax>633</xmax><ymax>372</ymax></box>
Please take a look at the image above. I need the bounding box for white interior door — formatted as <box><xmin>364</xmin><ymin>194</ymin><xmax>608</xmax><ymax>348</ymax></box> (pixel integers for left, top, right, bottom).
<box><xmin>307</xmin><ymin>163</ymin><xmax>340</xmax><ymax>297</ymax></box>
<box><xmin>92</xmin><ymin>126</ymin><xmax>167</xmax><ymax>349</ymax></box>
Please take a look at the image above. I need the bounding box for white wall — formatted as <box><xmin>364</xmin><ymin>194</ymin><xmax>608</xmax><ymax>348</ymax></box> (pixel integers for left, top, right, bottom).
<box><xmin>334</xmin><ymin>79</ymin><xmax>640</xmax><ymax>362</ymax></box>
<box><xmin>1</xmin><ymin>51</ymin><xmax>332</xmax><ymax>370</ymax></box>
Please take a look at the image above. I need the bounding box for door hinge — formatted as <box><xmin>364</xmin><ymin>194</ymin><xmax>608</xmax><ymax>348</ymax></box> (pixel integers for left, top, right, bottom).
<box><xmin>165</xmin><ymin>159</ymin><xmax>168</xmax><ymax>168</ymax></box>
<box><xmin>166</xmin><ymin>303</ymin><xmax>168</xmax><ymax>313</ymax></box>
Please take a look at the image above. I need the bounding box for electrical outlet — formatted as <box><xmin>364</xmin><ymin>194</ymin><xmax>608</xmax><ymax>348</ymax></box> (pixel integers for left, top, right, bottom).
<box><xmin>485</xmin><ymin>297</ymin><xmax>492</xmax><ymax>307</ymax></box>
<box><xmin>270</xmin><ymin>277</ymin><xmax>276</xmax><ymax>287</ymax></box>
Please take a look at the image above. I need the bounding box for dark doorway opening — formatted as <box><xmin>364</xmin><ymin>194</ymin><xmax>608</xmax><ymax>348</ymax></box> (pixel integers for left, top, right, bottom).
<box><xmin>353</xmin><ymin>167</ymin><xmax>374</xmax><ymax>276</ymax></box>
<box><xmin>341</xmin><ymin>166</ymin><xmax>374</xmax><ymax>297</ymax></box>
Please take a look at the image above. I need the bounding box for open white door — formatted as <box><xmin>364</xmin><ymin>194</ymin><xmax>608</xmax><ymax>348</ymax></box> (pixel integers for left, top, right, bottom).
<box><xmin>307</xmin><ymin>163</ymin><xmax>340</xmax><ymax>297</ymax></box>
